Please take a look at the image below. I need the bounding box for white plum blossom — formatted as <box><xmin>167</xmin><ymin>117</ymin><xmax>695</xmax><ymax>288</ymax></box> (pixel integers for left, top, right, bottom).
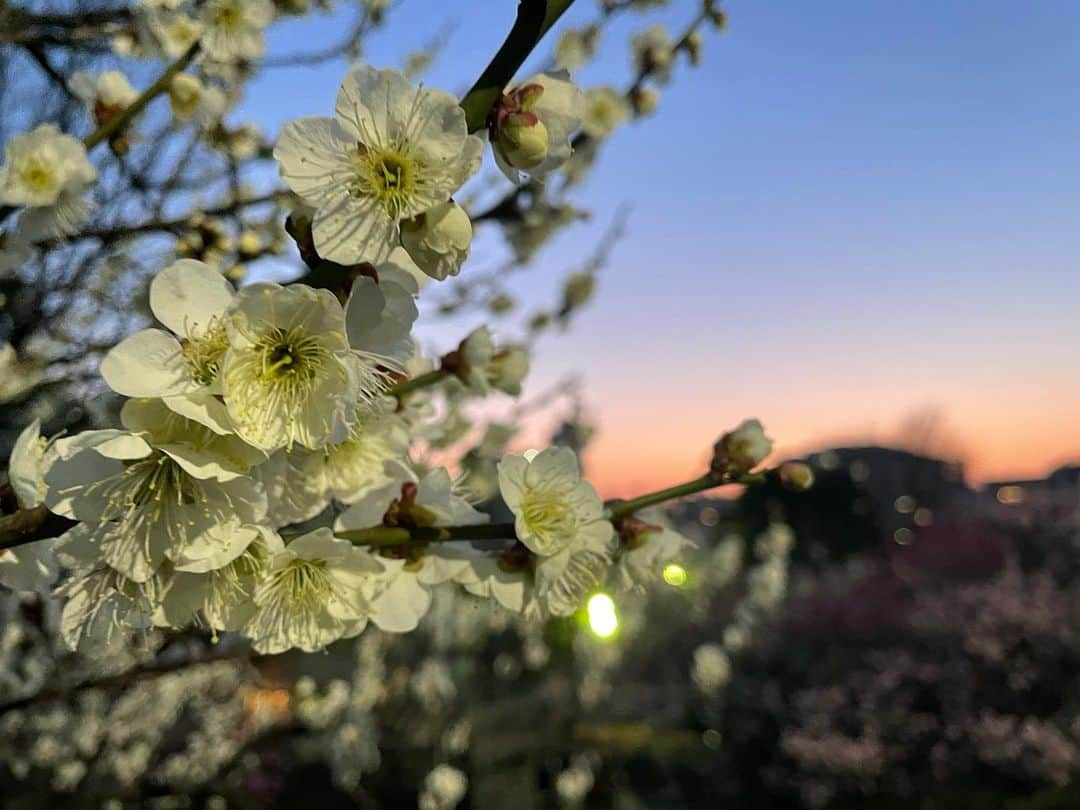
<box><xmin>139</xmin><ymin>6</ymin><xmax>201</xmax><ymax>58</ymax></box>
<box><xmin>456</xmin><ymin>551</ymin><xmax>533</xmax><ymax>614</ymax></box>
<box><xmin>221</xmin><ymin>281</ymin><xmax>372</xmax><ymax>451</ymax></box>
<box><xmin>274</xmin><ymin>64</ymin><xmax>483</xmax><ymax>264</ymax></box>
<box><xmin>168</xmin><ymin>74</ymin><xmax>227</xmax><ymax>126</ymax></box>
<box><xmin>450</xmin><ymin>327</ymin><xmax>529</xmax><ymax>395</ymax></box>
<box><xmin>69</xmin><ymin>70</ymin><xmax>139</xmax><ymax>124</ymax></box>
<box><xmin>490</xmin><ymin>71</ymin><xmax>584</xmax><ymax>183</ymax></box>
<box><xmin>485</xmin><ymin>344</ymin><xmax>529</xmax><ymax>395</ymax></box>
<box><xmin>56</xmin><ymin>562</ymin><xmax>155</xmax><ymax>650</ymax></box>
<box><xmin>691</xmin><ymin>643</ymin><xmax>732</xmax><ymax>694</ymax></box>
<box><xmin>43</xmin><ymin>415</ymin><xmax>267</xmax><ymax>582</ymax></box>
<box><xmin>253</xmin><ymin>447</ymin><xmax>333</xmax><ymax>527</ymax></box>
<box><xmin>0</xmin><ymin>420</ymin><xmax>60</xmax><ymax>591</ymax></box>
<box><xmin>200</xmin><ymin>0</ymin><xmax>275</xmax><ymax>62</ymax></box>
<box><xmin>581</xmin><ymin>87</ymin><xmax>631</xmax><ymax>140</ymax></box>
<box><xmin>314</xmin><ymin>399</ymin><xmax>410</xmax><ymax>504</ymax></box>
<box><xmin>0</xmin><ymin>540</ymin><xmax>60</xmax><ymax>592</ymax></box>
<box><xmin>555</xmin><ymin>759</ymin><xmax>594</xmax><ymax>805</ymax></box>
<box><xmin>0</xmin><ymin>124</ymin><xmax>97</xmax><ymax>240</ymax></box>
<box><xmin>454</xmin><ymin>325</ymin><xmax>494</xmax><ymax>391</ymax></box>
<box><xmin>631</xmin><ymin>86</ymin><xmax>660</xmax><ymax>117</ymax></box>
<box><xmin>498</xmin><ymin>447</ymin><xmax>608</xmax><ymax>557</ymax></box>
<box><xmin>0</xmin><ymin>124</ymin><xmax>97</xmax><ymax>208</ymax></box>
<box><xmin>555</xmin><ymin>27</ymin><xmax>599</xmax><ymax>71</ymax></box>
<box><xmin>497</xmin><ymin>447</ymin><xmax>616</xmax><ymax>617</ymax></box>
<box><xmin>344</xmin><ymin>247</ymin><xmax>420</xmax><ymax>366</ymax></box>
<box><xmin>259</xmin><ymin>396</ymin><xmax>410</xmax><ymax>518</ymax></box>
<box><xmin>0</xmin><ymin>342</ymin><xmax>44</xmax><ymax>403</ymax></box>
<box><xmin>335</xmin><ymin>462</ymin><xmax>489</xmax><ymax>631</ymax></box>
<box><xmin>631</xmin><ymin>24</ymin><xmax>674</xmax><ymax>78</ymax></box>
<box><xmin>419</xmin><ymin>764</ymin><xmax>468</xmax><ymax>810</ymax></box>
<box><xmin>612</xmin><ymin>507</ymin><xmax>695</xmax><ymax>593</ymax></box>
<box><xmin>400</xmin><ymin>201</ymin><xmax>472</xmax><ymax>281</ymax></box>
<box><xmin>100</xmin><ymin>259</ymin><xmax>235</xmax><ymax>432</ymax></box>
<box><xmin>245</xmin><ymin>528</ymin><xmax>383</xmax><ymax>654</ymax></box>
<box><xmin>156</xmin><ymin>524</ymin><xmax>283</xmax><ymax>632</ymax></box>
<box><xmin>335</xmin><ymin>460</ymin><xmax>488</xmax><ymax>535</ymax></box>
<box><xmin>8</xmin><ymin>418</ymin><xmax>49</xmax><ymax>509</ymax></box>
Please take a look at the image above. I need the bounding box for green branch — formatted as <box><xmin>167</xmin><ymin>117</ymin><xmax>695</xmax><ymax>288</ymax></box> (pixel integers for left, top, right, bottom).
<box><xmin>608</xmin><ymin>470</ymin><xmax>765</xmax><ymax>521</ymax></box>
<box><xmin>459</xmin><ymin>0</ymin><xmax>577</xmax><ymax>132</ymax></box>
<box><xmin>335</xmin><ymin>522</ymin><xmax>517</xmax><ymax>546</ymax></box>
<box><xmin>387</xmin><ymin>369</ymin><xmax>449</xmax><ymax>399</ymax></box>
<box><xmin>84</xmin><ymin>40</ymin><xmax>200</xmax><ymax>151</ymax></box>
<box><xmin>1</xmin><ymin>467</ymin><xmax>768</xmax><ymax>555</ymax></box>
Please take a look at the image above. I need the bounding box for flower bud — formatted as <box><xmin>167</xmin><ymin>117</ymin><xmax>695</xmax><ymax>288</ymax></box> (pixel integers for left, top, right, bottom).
<box><xmin>447</xmin><ymin>328</ymin><xmax>529</xmax><ymax>395</ymax></box>
<box><xmin>491</xmin><ymin>76</ymin><xmax>583</xmax><ymax>183</ymax></box>
<box><xmin>489</xmin><ymin>293</ymin><xmax>515</xmax><ymax>315</ymax></box>
<box><xmin>710</xmin><ymin>419</ymin><xmax>772</xmax><ymax>477</ymax></box>
<box><xmin>400</xmin><ymin>201</ymin><xmax>472</xmax><ymax>281</ymax></box>
<box><xmin>169</xmin><ymin>74</ymin><xmax>203</xmax><ymax>121</ymax></box>
<box><xmin>555</xmin><ymin>26</ymin><xmax>600</xmax><ymax>70</ymax></box>
<box><xmin>779</xmin><ymin>461</ymin><xmax>814</xmax><ymax>491</ymax></box>
<box><xmin>497</xmin><ymin>112</ymin><xmax>550</xmax><ymax>170</ymax></box>
<box><xmin>561</xmin><ymin>271</ymin><xmax>595</xmax><ymax>312</ymax></box>
<box><xmin>631</xmin><ymin>87</ymin><xmax>660</xmax><ymax>117</ymax></box>
<box><xmin>686</xmin><ymin>30</ymin><xmax>704</xmax><ymax>66</ymax></box>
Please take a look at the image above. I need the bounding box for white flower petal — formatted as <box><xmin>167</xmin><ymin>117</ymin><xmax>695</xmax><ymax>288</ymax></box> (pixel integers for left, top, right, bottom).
<box><xmin>99</xmin><ymin>329</ymin><xmax>190</xmax><ymax>397</ymax></box>
<box><xmin>149</xmin><ymin>259</ymin><xmax>234</xmax><ymax>337</ymax></box>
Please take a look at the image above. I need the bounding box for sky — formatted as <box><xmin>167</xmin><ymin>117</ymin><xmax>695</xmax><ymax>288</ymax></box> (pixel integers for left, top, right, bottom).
<box><xmin>243</xmin><ymin>0</ymin><xmax>1080</xmax><ymax>497</ymax></box>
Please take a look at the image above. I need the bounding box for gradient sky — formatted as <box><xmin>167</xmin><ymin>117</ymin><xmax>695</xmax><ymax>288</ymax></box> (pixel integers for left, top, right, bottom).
<box><xmin>243</xmin><ymin>0</ymin><xmax>1080</xmax><ymax>497</ymax></box>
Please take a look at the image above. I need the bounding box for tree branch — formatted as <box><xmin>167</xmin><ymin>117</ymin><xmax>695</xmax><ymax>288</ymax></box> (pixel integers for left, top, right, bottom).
<box><xmin>470</xmin><ymin>3</ymin><xmax>715</xmax><ymax>225</ymax></box>
<box><xmin>459</xmin><ymin>0</ymin><xmax>577</xmax><ymax>133</ymax></box>
<box><xmin>84</xmin><ymin>40</ymin><xmax>200</xmax><ymax>151</ymax></box>
<box><xmin>0</xmin><ymin>505</ymin><xmax>75</xmax><ymax>552</ymax></box>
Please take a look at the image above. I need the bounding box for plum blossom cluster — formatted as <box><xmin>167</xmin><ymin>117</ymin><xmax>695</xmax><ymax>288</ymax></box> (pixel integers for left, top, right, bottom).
<box><xmin>274</xmin><ymin>63</ymin><xmax>584</xmax><ymax>276</ymax></box>
<box><xmin>1</xmin><ymin>50</ymin><xmax>766</xmax><ymax>660</ymax></box>
<box><xmin>2</xmin><ymin>254</ymin><xmax>763</xmax><ymax>655</ymax></box>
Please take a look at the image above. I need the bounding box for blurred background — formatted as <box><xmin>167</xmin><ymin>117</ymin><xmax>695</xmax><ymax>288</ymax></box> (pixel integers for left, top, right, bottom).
<box><xmin>1</xmin><ymin>0</ymin><xmax>1079</xmax><ymax>807</ymax></box>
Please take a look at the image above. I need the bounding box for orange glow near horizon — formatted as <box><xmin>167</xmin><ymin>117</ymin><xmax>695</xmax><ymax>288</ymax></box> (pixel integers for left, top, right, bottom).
<box><xmin>571</xmin><ymin>382</ymin><xmax>1080</xmax><ymax>500</ymax></box>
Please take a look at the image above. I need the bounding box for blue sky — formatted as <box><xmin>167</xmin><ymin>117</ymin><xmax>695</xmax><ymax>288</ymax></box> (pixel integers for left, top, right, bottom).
<box><xmin>242</xmin><ymin>0</ymin><xmax>1080</xmax><ymax>492</ymax></box>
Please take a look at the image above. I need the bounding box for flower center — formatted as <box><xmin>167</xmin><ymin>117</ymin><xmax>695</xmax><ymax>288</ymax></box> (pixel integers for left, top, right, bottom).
<box><xmin>351</xmin><ymin>145</ymin><xmax>420</xmax><ymax>219</ymax></box>
<box><xmin>19</xmin><ymin>159</ymin><xmax>56</xmax><ymax>194</ymax></box>
<box><xmin>209</xmin><ymin>538</ymin><xmax>270</xmax><ymax>608</ymax></box>
<box><xmin>212</xmin><ymin>0</ymin><xmax>244</xmax><ymax>31</ymax></box>
<box><xmin>84</xmin><ymin>452</ymin><xmax>219</xmax><ymax>566</ymax></box>
<box><xmin>255</xmin><ymin>327</ymin><xmax>329</xmax><ymax>382</ymax></box>
<box><xmin>181</xmin><ymin>320</ymin><xmax>229</xmax><ymax>386</ymax></box>
<box><xmin>521</xmin><ymin>490</ymin><xmax>576</xmax><ymax>551</ymax></box>
<box><xmin>270</xmin><ymin>558</ymin><xmax>333</xmax><ymax>611</ymax></box>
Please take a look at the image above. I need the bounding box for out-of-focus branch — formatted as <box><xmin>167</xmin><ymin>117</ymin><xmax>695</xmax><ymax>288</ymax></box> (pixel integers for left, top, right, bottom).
<box><xmin>0</xmin><ymin>3</ymin><xmax>133</xmax><ymax>46</ymax></box>
<box><xmin>261</xmin><ymin>5</ymin><xmax>377</xmax><ymax>68</ymax></box>
<box><xmin>84</xmin><ymin>40</ymin><xmax>200</xmax><ymax>150</ymax></box>
<box><xmin>0</xmin><ymin>637</ymin><xmax>256</xmax><ymax>715</ymax></box>
<box><xmin>35</xmin><ymin>190</ymin><xmax>286</xmax><ymax>248</ymax></box>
